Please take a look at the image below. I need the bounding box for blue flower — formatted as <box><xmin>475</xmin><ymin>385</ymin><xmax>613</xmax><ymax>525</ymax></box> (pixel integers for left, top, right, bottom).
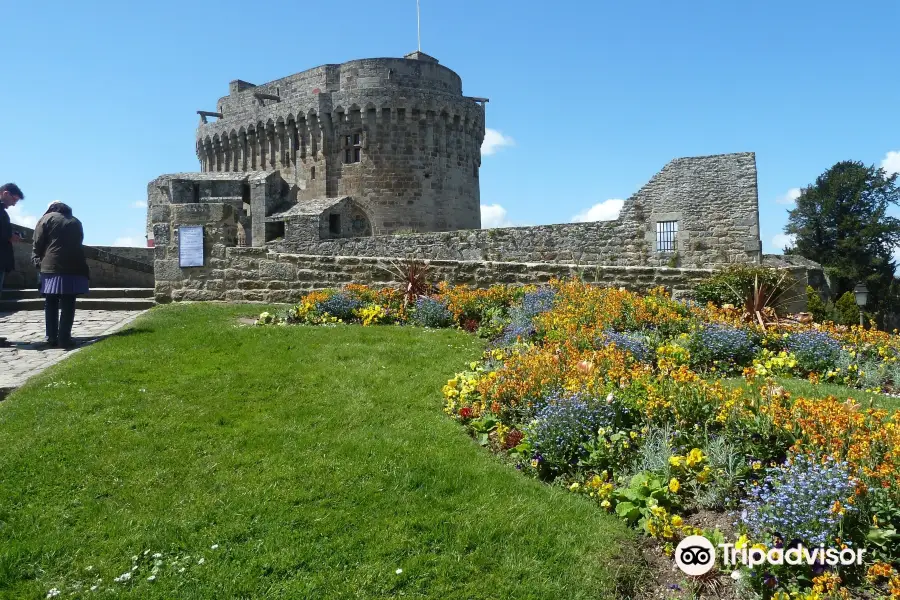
<box><xmin>736</xmin><ymin>454</ymin><xmax>856</xmax><ymax>547</ymax></box>
<box><xmin>411</xmin><ymin>297</ymin><xmax>453</xmax><ymax>328</ymax></box>
<box><xmin>316</xmin><ymin>292</ymin><xmax>362</xmax><ymax>320</ymax></box>
<box><xmin>497</xmin><ymin>288</ymin><xmax>556</xmax><ymax>345</ymax></box>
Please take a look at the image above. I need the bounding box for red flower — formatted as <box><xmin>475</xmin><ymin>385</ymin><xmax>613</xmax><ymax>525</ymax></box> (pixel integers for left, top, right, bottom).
<box><xmin>459</xmin><ymin>407</ymin><xmax>473</xmax><ymax>419</ymax></box>
<box><xmin>504</xmin><ymin>429</ymin><xmax>524</xmax><ymax>450</ymax></box>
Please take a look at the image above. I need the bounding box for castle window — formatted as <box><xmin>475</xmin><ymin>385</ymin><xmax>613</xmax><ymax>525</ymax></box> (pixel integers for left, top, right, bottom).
<box><xmin>310</xmin><ymin>166</ymin><xmax>315</xmax><ymax>179</ymax></box>
<box><xmin>656</xmin><ymin>220</ymin><xmax>678</xmax><ymax>252</ymax></box>
<box><xmin>344</xmin><ymin>133</ymin><xmax>362</xmax><ymax>164</ymax></box>
<box><xmin>329</xmin><ymin>214</ymin><xmax>341</xmax><ymax>236</ymax></box>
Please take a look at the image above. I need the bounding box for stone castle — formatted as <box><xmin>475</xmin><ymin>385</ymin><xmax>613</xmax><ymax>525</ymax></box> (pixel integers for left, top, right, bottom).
<box><xmin>146</xmin><ymin>51</ymin><xmax>816</xmax><ymax>308</ymax></box>
<box><xmin>148</xmin><ymin>51</ymin><xmax>485</xmax><ymax>249</ymax></box>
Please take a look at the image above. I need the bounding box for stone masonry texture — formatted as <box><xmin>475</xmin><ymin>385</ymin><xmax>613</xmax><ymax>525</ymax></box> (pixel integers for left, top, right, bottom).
<box><xmin>143</xmin><ymin>52</ymin><xmax>823</xmax><ymax>307</ymax></box>
<box><xmin>155</xmin><ymin>247</ymin><xmax>719</xmax><ymax>304</ymax></box>
<box><xmin>183</xmin><ymin>51</ymin><xmax>485</xmax><ymax>237</ymax></box>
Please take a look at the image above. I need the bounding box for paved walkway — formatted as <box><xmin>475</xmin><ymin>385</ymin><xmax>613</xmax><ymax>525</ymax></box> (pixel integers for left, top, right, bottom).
<box><xmin>0</xmin><ymin>309</ymin><xmax>146</xmax><ymax>395</ymax></box>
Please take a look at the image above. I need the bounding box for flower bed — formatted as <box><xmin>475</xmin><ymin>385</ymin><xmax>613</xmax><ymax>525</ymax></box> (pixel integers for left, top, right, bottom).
<box><xmin>258</xmin><ymin>279</ymin><xmax>900</xmax><ymax>599</ymax></box>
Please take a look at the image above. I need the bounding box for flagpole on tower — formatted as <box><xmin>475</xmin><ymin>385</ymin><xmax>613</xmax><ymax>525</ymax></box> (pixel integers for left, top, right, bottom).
<box><xmin>417</xmin><ymin>0</ymin><xmax>421</xmax><ymax>51</ymax></box>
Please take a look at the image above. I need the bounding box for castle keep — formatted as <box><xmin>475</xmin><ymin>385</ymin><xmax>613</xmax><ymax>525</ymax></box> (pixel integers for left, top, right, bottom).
<box><xmin>147</xmin><ymin>52</ymin><xmax>791</xmax><ymax>307</ymax></box>
<box><xmin>148</xmin><ymin>51</ymin><xmax>485</xmax><ymax>249</ymax></box>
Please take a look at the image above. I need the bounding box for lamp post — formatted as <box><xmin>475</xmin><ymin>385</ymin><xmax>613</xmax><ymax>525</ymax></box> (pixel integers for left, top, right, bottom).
<box><xmin>853</xmin><ymin>283</ymin><xmax>869</xmax><ymax>328</ymax></box>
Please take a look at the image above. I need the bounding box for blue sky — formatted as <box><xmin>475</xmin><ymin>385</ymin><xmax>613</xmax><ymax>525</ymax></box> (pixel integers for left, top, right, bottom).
<box><xmin>2</xmin><ymin>0</ymin><xmax>897</xmax><ymax>252</ymax></box>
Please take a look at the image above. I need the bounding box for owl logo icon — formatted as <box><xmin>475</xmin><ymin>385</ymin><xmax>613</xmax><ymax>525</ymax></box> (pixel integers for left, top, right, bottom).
<box><xmin>675</xmin><ymin>535</ymin><xmax>717</xmax><ymax>576</ymax></box>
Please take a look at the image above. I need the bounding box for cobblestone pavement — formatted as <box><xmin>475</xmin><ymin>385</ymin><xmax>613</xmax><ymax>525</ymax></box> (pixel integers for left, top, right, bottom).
<box><xmin>0</xmin><ymin>309</ymin><xmax>146</xmax><ymax>394</ymax></box>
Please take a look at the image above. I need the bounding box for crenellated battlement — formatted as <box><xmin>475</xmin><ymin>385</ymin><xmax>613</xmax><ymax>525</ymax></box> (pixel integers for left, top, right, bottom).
<box><xmin>196</xmin><ymin>99</ymin><xmax>485</xmax><ymax>173</ymax></box>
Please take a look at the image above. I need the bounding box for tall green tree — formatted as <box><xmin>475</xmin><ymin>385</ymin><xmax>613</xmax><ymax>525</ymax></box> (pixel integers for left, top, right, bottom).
<box><xmin>785</xmin><ymin>160</ymin><xmax>900</xmax><ymax>310</ymax></box>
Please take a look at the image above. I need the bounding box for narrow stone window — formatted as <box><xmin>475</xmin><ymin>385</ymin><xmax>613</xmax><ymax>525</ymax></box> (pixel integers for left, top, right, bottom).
<box><xmin>310</xmin><ymin>166</ymin><xmax>315</xmax><ymax>180</ymax></box>
<box><xmin>656</xmin><ymin>220</ymin><xmax>678</xmax><ymax>252</ymax></box>
<box><xmin>329</xmin><ymin>214</ymin><xmax>341</xmax><ymax>236</ymax></box>
<box><xmin>344</xmin><ymin>133</ymin><xmax>362</xmax><ymax>163</ymax></box>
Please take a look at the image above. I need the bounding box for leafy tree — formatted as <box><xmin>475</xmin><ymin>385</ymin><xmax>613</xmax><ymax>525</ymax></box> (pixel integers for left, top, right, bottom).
<box><xmin>784</xmin><ymin>160</ymin><xmax>900</xmax><ymax>311</ymax></box>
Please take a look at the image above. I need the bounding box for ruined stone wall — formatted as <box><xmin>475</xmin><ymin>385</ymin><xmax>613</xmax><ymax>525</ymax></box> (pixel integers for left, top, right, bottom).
<box><xmin>270</xmin><ymin>152</ymin><xmax>762</xmax><ymax>268</ymax></box>
<box><xmin>194</xmin><ymin>54</ymin><xmax>484</xmax><ymax>234</ymax></box>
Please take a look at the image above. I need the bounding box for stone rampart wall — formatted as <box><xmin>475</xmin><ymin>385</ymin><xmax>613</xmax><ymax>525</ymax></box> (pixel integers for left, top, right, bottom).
<box><xmin>155</xmin><ymin>245</ymin><xmax>719</xmax><ymax>304</ymax></box>
<box><xmin>152</xmin><ymin>202</ymin><xmax>810</xmax><ymax>312</ymax></box>
<box><xmin>5</xmin><ymin>223</ymin><xmax>154</xmax><ymax>289</ymax></box>
<box><xmin>92</xmin><ymin>246</ymin><xmax>154</xmax><ymax>265</ymax></box>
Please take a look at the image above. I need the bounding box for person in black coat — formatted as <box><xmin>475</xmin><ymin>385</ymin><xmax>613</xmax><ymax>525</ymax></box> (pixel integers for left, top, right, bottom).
<box><xmin>0</xmin><ymin>183</ymin><xmax>25</xmax><ymax>347</ymax></box>
<box><xmin>32</xmin><ymin>201</ymin><xmax>90</xmax><ymax>349</ymax></box>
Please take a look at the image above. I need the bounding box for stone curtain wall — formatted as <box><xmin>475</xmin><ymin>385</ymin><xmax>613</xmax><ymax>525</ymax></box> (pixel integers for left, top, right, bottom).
<box><xmin>155</xmin><ymin>246</ymin><xmax>719</xmax><ymax>304</ymax></box>
<box><xmin>271</xmin><ymin>152</ymin><xmax>762</xmax><ymax>269</ymax></box>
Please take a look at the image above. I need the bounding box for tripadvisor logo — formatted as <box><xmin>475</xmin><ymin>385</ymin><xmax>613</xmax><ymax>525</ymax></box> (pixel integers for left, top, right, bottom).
<box><xmin>675</xmin><ymin>536</ymin><xmax>717</xmax><ymax>576</ymax></box>
<box><xmin>674</xmin><ymin>536</ymin><xmax>866</xmax><ymax>576</ymax></box>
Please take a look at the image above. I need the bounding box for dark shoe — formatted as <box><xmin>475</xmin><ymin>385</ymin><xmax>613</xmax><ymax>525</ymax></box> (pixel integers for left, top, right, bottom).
<box><xmin>40</xmin><ymin>338</ymin><xmax>58</xmax><ymax>348</ymax></box>
<box><xmin>58</xmin><ymin>339</ymin><xmax>77</xmax><ymax>350</ymax></box>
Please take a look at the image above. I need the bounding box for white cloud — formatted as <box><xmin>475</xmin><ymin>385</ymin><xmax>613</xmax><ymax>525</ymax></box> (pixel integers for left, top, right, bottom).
<box><xmin>7</xmin><ymin>204</ymin><xmax>39</xmax><ymax>228</ymax></box>
<box><xmin>481</xmin><ymin>128</ymin><xmax>515</xmax><ymax>156</ymax></box>
<box><xmin>481</xmin><ymin>204</ymin><xmax>513</xmax><ymax>228</ymax></box>
<box><xmin>776</xmin><ymin>188</ymin><xmax>802</xmax><ymax>205</ymax></box>
<box><xmin>881</xmin><ymin>151</ymin><xmax>900</xmax><ymax>177</ymax></box>
<box><xmin>571</xmin><ymin>199</ymin><xmax>624</xmax><ymax>223</ymax></box>
<box><xmin>133</xmin><ymin>200</ymin><xmax>147</xmax><ymax>208</ymax></box>
<box><xmin>112</xmin><ymin>236</ymin><xmax>142</xmax><ymax>247</ymax></box>
<box><xmin>772</xmin><ymin>233</ymin><xmax>796</xmax><ymax>251</ymax></box>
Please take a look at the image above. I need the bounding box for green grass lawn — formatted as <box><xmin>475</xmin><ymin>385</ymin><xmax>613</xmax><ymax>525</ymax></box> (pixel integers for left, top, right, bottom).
<box><xmin>722</xmin><ymin>376</ymin><xmax>900</xmax><ymax>412</ymax></box>
<box><xmin>0</xmin><ymin>305</ymin><xmax>642</xmax><ymax>600</ymax></box>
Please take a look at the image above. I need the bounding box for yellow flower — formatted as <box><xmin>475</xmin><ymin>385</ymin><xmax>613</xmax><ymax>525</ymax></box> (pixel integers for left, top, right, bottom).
<box><xmin>669</xmin><ymin>456</ymin><xmax>684</xmax><ymax>468</ymax></box>
<box><xmin>686</xmin><ymin>448</ymin><xmax>705</xmax><ymax>466</ymax></box>
<box><xmin>669</xmin><ymin>478</ymin><xmax>681</xmax><ymax>493</ymax></box>
<box><xmin>671</xmin><ymin>515</ymin><xmax>683</xmax><ymax>527</ymax></box>
<box><xmin>600</xmin><ymin>499</ymin><xmax>611</xmax><ymax>509</ymax></box>
<box><xmin>736</xmin><ymin>534</ymin><xmax>749</xmax><ymax>550</ymax></box>
<box><xmin>569</xmin><ymin>482</ymin><xmax>580</xmax><ymax>491</ymax></box>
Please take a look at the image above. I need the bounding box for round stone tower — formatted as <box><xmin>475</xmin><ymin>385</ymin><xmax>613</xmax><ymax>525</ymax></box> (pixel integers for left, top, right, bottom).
<box><xmin>194</xmin><ymin>51</ymin><xmax>486</xmax><ymax>235</ymax></box>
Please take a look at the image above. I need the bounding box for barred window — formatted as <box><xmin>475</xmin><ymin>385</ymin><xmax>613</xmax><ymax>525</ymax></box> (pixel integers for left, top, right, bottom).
<box><xmin>344</xmin><ymin>133</ymin><xmax>362</xmax><ymax>164</ymax></box>
<box><xmin>656</xmin><ymin>221</ymin><xmax>678</xmax><ymax>252</ymax></box>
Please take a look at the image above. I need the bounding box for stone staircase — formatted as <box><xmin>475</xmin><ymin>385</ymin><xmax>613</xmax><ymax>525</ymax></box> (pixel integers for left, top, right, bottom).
<box><xmin>0</xmin><ymin>288</ymin><xmax>156</xmax><ymax>312</ymax></box>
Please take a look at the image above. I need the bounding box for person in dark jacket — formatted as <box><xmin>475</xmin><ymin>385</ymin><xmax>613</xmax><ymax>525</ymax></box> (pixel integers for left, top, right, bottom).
<box><xmin>32</xmin><ymin>201</ymin><xmax>90</xmax><ymax>349</ymax></box>
<box><xmin>0</xmin><ymin>183</ymin><xmax>26</xmax><ymax>347</ymax></box>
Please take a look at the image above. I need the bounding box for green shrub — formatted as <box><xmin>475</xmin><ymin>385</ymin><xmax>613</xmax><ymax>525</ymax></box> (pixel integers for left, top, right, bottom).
<box><xmin>693</xmin><ymin>265</ymin><xmax>793</xmax><ymax>310</ymax></box>
<box><xmin>806</xmin><ymin>286</ymin><xmax>829</xmax><ymax>320</ymax></box>
<box><xmin>835</xmin><ymin>291</ymin><xmax>860</xmax><ymax>326</ymax></box>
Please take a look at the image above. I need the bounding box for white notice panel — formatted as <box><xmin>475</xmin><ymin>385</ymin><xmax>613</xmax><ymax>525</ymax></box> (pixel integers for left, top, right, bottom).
<box><xmin>179</xmin><ymin>226</ymin><xmax>204</xmax><ymax>268</ymax></box>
